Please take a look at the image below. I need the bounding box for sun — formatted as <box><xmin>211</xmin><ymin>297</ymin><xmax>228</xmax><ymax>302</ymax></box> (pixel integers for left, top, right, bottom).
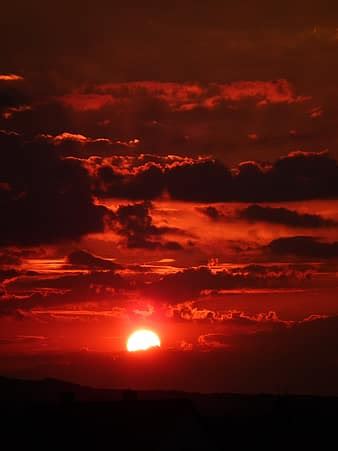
<box><xmin>126</xmin><ymin>329</ymin><xmax>161</xmax><ymax>352</ymax></box>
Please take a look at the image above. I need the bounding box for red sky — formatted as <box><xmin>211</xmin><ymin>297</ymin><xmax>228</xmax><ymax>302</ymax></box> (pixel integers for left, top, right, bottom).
<box><xmin>1</xmin><ymin>0</ymin><xmax>338</xmax><ymax>394</ymax></box>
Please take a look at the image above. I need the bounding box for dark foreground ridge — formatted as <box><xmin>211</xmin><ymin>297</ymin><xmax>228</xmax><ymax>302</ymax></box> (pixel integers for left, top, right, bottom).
<box><xmin>1</xmin><ymin>376</ymin><xmax>337</xmax><ymax>449</ymax></box>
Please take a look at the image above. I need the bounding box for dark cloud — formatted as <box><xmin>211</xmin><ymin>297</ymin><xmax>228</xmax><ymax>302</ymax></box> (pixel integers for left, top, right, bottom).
<box><xmin>180</xmin><ymin>151</ymin><xmax>337</xmax><ymax>202</ymax></box>
<box><xmin>1</xmin><ymin>261</ymin><xmax>315</xmax><ymax>315</ymax></box>
<box><xmin>143</xmin><ymin>265</ymin><xmax>312</xmax><ymax>303</ymax></box>
<box><xmin>0</xmin><ymin>75</ymin><xmax>28</xmax><ymax>113</ymax></box>
<box><xmin>233</xmin><ymin>151</ymin><xmax>338</xmax><ymax>202</ymax></box>
<box><xmin>239</xmin><ymin>204</ymin><xmax>337</xmax><ymax>228</ymax></box>
<box><xmin>197</xmin><ymin>313</ymin><xmax>334</xmax><ymax>349</ymax></box>
<box><xmin>0</xmin><ymin>250</ymin><xmax>22</xmax><ymax>267</ymax></box>
<box><xmin>198</xmin><ymin>203</ymin><xmax>337</xmax><ymax>228</ymax></box>
<box><xmin>0</xmin><ymin>271</ymin><xmax>131</xmax><ymax>316</ymax></box>
<box><xmin>0</xmin><ymin>269</ymin><xmax>19</xmax><ymax>283</ymax></box>
<box><xmin>6</xmin><ymin>271</ymin><xmax>129</xmax><ymax>294</ymax></box>
<box><xmin>66</xmin><ymin>250</ymin><xmax>121</xmax><ymax>270</ymax></box>
<box><xmin>0</xmin><ymin>133</ymin><xmax>110</xmax><ymax>246</ymax></box>
<box><xmin>268</xmin><ymin>236</ymin><xmax>338</xmax><ymax>259</ymax></box>
<box><xmin>92</xmin><ymin>151</ymin><xmax>338</xmax><ymax>202</ymax></box>
<box><xmin>197</xmin><ymin>206</ymin><xmax>225</xmax><ymax>221</ymax></box>
<box><xmin>114</xmin><ymin>202</ymin><xmax>183</xmax><ymax>249</ymax></box>
<box><xmin>93</xmin><ymin>164</ymin><xmax>165</xmax><ymax>200</ymax></box>
<box><xmin>0</xmin><ymin>335</ymin><xmax>46</xmax><ymax>345</ymax></box>
<box><xmin>166</xmin><ymin>160</ymin><xmax>233</xmax><ymax>202</ymax></box>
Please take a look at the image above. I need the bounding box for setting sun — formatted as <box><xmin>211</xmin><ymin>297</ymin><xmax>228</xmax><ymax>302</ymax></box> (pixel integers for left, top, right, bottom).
<box><xmin>126</xmin><ymin>329</ymin><xmax>161</xmax><ymax>352</ymax></box>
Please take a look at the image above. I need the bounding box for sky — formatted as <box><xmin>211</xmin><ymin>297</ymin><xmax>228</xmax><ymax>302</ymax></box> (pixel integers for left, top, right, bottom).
<box><xmin>1</xmin><ymin>1</ymin><xmax>338</xmax><ymax>394</ymax></box>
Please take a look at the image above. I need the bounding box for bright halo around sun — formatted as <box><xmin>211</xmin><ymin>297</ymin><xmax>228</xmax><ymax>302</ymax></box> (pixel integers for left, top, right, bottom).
<box><xmin>127</xmin><ymin>329</ymin><xmax>161</xmax><ymax>352</ymax></box>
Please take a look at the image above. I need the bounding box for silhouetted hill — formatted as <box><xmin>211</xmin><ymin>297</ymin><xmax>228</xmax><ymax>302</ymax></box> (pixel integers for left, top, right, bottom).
<box><xmin>0</xmin><ymin>375</ymin><xmax>119</xmax><ymax>402</ymax></box>
<box><xmin>0</xmin><ymin>375</ymin><xmax>337</xmax><ymax>449</ymax></box>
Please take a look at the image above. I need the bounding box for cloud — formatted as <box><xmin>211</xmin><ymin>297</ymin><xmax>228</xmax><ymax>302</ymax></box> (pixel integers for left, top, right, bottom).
<box><xmin>91</xmin><ymin>151</ymin><xmax>338</xmax><ymax>202</ymax></box>
<box><xmin>36</xmin><ymin>132</ymin><xmax>140</xmax><ymax>158</ymax></box>
<box><xmin>198</xmin><ymin>203</ymin><xmax>337</xmax><ymax>228</ymax></box>
<box><xmin>0</xmin><ymin>76</ymin><xmax>30</xmax><ymax>114</ymax></box>
<box><xmin>36</xmin><ymin>132</ymin><xmax>141</xmax><ymax>158</ymax></box>
<box><xmin>197</xmin><ymin>206</ymin><xmax>225</xmax><ymax>221</ymax></box>
<box><xmin>0</xmin><ymin>335</ymin><xmax>46</xmax><ymax>345</ymax></box>
<box><xmin>37</xmin><ymin>76</ymin><xmax>319</xmax><ymax>163</ymax></box>
<box><xmin>170</xmin><ymin>301</ymin><xmax>290</xmax><ymax>328</ymax></box>
<box><xmin>0</xmin><ymin>133</ymin><xmax>110</xmax><ymax>246</ymax></box>
<box><xmin>66</xmin><ymin>250</ymin><xmax>121</xmax><ymax>270</ymax></box>
<box><xmin>2</xmin><ymin>105</ymin><xmax>31</xmax><ymax>119</ymax></box>
<box><xmin>41</xmin><ymin>132</ymin><xmax>112</xmax><ymax>145</ymax></box>
<box><xmin>196</xmin><ymin>313</ymin><xmax>333</xmax><ymax>349</ymax></box>
<box><xmin>267</xmin><ymin>236</ymin><xmax>338</xmax><ymax>259</ymax></box>
<box><xmin>63</xmin><ymin>80</ymin><xmax>307</xmax><ymax>113</ymax></box>
<box><xmin>0</xmin><ymin>250</ymin><xmax>22</xmax><ymax>267</ymax></box>
<box><xmin>232</xmin><ymin>150</ymin><xmax>338</xmax><ymax>202</ymax></box>
<box><xmin>143</xmin><ymin>265</ymin><xmax>312</xmax><ymax>303</ymax></box>
<box><xmin>198</xmin><ymin>334</ymin><xmax>230</xmax><ymax>348</ymax></box>
<box><xmin>0</xmin><ymin>270</ymin><xmax>131</xmax><ymax>316</ymax></box>
<box><xmin>60</xmin><ymin>93</ymin><xmax>114</xmax><ymax>112</ymax></box>
<box><xmin>5</xmin><ymin>2</ymin><xmax>338</xmax><ymax>166</ymax></box>
<box><xmin>0</xmin><ymin>71</ymin><xmax>334</xmax><ymax>166</ymax></box>
<box><xmin>238</xmin><ymin>204</ymin><xmax>337</xmax><ymax>228</ymax></box>
<box><xmin>93</xmin><ymin>162</ymin><xmax>165</xmax><ymax>200</ymax></box>
<box><xmin>6</xmin><ymin>270</ymin><xmax>129</xmax><ymax>294</ymax></box>
<box><xmin>0</xmin><ymin>74</ymin><xmax>23</xmax><ymax>81</ymax></box>
<box><xmin>166</xmin><ymin>159</ymin><xmax>233</xmax><ymax>202</ymax></box>
<box><xmin>0</xmin><ymin>260</ymin><xmax>315</xmax><ymax>317</ymax></box>
<box><xmin>114</xmin><ymin>202</ymin><xmax>183</xmax><ymax>249</ymax></box>
<box><xmin>0</xmin><ymin>269</ymin><xmax>19</xmax><ymax>283</ymax></box>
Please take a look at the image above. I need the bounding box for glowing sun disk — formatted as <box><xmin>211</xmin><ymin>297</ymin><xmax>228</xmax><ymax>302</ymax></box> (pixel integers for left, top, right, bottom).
<box><xmin>127</xmin><ymin>329</ymin><xmax>161</xmax><ymax>352</ymax></box>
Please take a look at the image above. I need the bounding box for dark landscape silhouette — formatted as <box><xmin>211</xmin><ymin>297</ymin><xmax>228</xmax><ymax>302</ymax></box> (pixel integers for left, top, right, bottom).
<box><xmin>1</xmin><ymin>375</ymin><xmax>337</xmax><ymax>449</ymax></box>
